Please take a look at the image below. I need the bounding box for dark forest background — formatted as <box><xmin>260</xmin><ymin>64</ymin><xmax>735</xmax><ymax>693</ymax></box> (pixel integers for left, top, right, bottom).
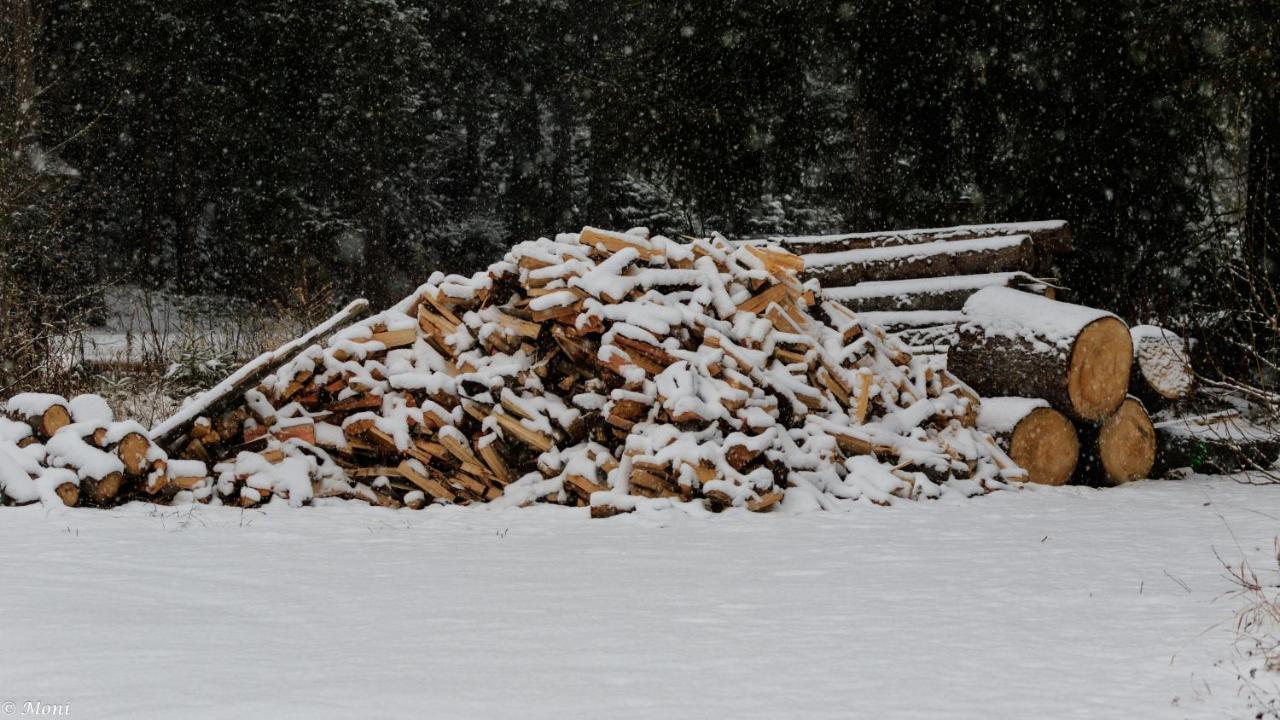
<box><xmin>2</xmin><ymin>0</ymin><xmax>1278</xmax><ymax>329</ymax></box>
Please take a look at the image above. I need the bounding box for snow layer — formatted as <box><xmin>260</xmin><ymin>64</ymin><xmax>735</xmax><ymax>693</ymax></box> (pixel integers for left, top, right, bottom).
<box><xmin>962</xmin><ymin>286</ymin><xmax>1117</xmax><ymax>350</ymax></box>
<box><xmin>976</xmin><ymin>396</ymin><xmax>1050</xmax><ymax>434</ymax></box>
<box><xmin>803</xmin><ymin>234</ymin><xmax>1028</xmax><ymax>269</ymax></box>
<box><xmin>0</xmin><ymin>477</ymin><xmax>1275</xmax><ymax>719</ymax></box>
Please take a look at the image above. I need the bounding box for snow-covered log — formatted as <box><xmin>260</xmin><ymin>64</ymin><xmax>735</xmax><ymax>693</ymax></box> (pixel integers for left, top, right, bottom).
<box><xmin>801</xmin><ymin>235</ymin><xmax>1036</xmax><ymax>287</ymax></box>
<box><xmin>824</xmin><ymin>272</ymin><xmax>1054</xmax><ymax>313</ymax></box>
<box><xmin>1076</xmin><ymin>397</ymin><xmax>1156</xmax><ymax>485</ymax></box>
<box><xmin>1128</xmin><ymin>325</ymin><xmax>1194</xmax><ymax>410</ymax></box>
<box><xmin>977</xmin><ymin>397</ymin><xmax>1079</xmax><ymax>486</ymax></box>
<box><xmin>1153</xmin><ymin>411</ymin><xmax>1280</xmax><ymax>476</ymax></box>
<box><xmin>947</xmin><ymin>287</ymin><xmax>1133</xmax><ymax>421</ymax></box>
<box><xmin>4</xmin><ymin>393</ymin><xmax>72</xmax><ymax>441</ymax></box>
<box><xmin>764</xmin><ymin>219</ymin><xmax>1072</xmax><ymax>255</ymax></box>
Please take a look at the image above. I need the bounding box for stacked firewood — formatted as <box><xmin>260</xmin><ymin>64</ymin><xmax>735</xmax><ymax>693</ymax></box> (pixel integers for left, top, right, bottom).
<box><xmin>0</xmin><ymin>393</ymin><xmax>198</xmax><ymax>506</ymax></box>
<box><xmin>158</xmin><ymin>227</ymin><xmax>1024</xmax><ymax>513</ymax></box>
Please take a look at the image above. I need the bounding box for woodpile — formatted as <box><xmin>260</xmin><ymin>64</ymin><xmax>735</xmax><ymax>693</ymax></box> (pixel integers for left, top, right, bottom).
<box><xmin>144</xmin><ymin>226</ymin><xmax>1024</xmax><ymax>513</ymax></box>
<box><xmin>0</xmin><ymin>393</ymin><xmax>195</xmax><ymax>507</ymax></box>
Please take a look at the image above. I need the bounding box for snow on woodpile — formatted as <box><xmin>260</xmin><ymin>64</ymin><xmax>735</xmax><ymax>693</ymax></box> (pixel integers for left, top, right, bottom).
<box><xmin>145</xmin><ymin>226</ymin><xmax>1025</xmax><ymax>515</ymax></box>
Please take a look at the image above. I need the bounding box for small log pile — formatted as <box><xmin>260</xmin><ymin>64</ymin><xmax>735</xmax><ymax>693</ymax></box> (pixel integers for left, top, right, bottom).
<box><xmin>152</xmin><ymin>227</ymin><xmax>1024</xmax><ymax>513</ymax></box>
<box><xmin>949</xmin><ymin>286</ymin><xmax>1155</xmax><ymax>485</ymax></box>
<box><xmin>0</xmin><ymin>393</ymin><xmax>198</xmax><ymax>507</ymax></box>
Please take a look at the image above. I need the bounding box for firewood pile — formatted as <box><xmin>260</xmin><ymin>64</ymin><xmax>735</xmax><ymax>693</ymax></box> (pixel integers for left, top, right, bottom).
<box><xmin>761</xmin><ymin>220</ymin><xmax>1252</xmax><ymax>486</ymax></box>
<box><xmin>81</xmin><ymin>226</ymin><xmax>1026</xmax><ymax>514</ymax></box>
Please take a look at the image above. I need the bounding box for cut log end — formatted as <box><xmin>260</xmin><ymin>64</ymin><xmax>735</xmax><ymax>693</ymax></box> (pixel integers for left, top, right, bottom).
<box><xmin>116</xmin><ymin>432</ymin><xmax>151</xmax><ymax>476</ymax></box>
<box><xmin>1097</xmin><ymin>398</ymin><xmax>1156</xmax><ymax>485</ymax></box>
<box><xmin>1067</xmin><ymin>317</ymin><xmax>1133</xmax><ymax>421</ymax></box>
<box><xmin>40</xmin><ymin>404</ymin><xmax>72</xmax><ymax>439</ymax></box>
<box><xmin>1007</xmin><ymin>407</ymin><xmax>1079</xmax><ymax>486</ymax></box>
<box><xmin>1133</xmin><ymin>328</ymin><xmax>1194</xmax><ymax>402</ymax></box>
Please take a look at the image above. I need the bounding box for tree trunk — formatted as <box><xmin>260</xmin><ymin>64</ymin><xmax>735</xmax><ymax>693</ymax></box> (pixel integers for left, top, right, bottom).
<box><xmin>10</xmin><ymin>0</ymin><xmax>37</xmax><ymax>149</ymax></box>
<box><xmin>1245</xmin><ymin>98</ymin><xmax>1280</xmax><ymax>285</ymax></box>
<box><xmin>1153</xmin><ymin>412</ymin><xmax>1280</xmax><ymax>476</ymax></box>
<box><xmin>946</xmin><ymin>288</ymin><xmax>1134</xmax><ymax>421</ymax></box>
<box><xmin>775</xmin><ymin>220</ymin><xmax>1072</xmax><ymax>255</ymax></box>
<box><xmin>802</xmin><ymin>234</ymin><xmax>1036</xmax><ymax>287</ymax></box>
<box><xmin>825</xmin><ymin>271</ymin><xmax>1051</xmax><ymax>312</ymax></box>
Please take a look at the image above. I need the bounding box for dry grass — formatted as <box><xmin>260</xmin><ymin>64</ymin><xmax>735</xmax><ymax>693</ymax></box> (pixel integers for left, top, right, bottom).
<box><xmin>1224</xmin><ymin>539</ymin><xmax>1280</xmax><ymax>717</ymax></box>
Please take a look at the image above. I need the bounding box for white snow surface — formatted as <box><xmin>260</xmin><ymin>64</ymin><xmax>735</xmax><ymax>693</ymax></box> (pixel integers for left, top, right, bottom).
<box><xmin>0</xmin><ymin>477</ymin><xmax>1276</xmax><ymax>720</ymax></box>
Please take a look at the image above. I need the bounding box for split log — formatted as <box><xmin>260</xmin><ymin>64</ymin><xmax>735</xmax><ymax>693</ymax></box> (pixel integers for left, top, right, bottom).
<box><xmin>1128</xmin><ymin>325</ymin><xmax>1194</xmax><ymax>410</ymax></box>
<box><xmin>801</xmin><ymin>235</ymin><xmax>1036</xmax><ymax>287</ymax></box>
<box><xmin>766</xmin><ymin>219</ymin><xmax>1072</xmax><ymax>255</ymax></box>
<box><xmin>1153</xmin><ymin>411</ymin><xmax>1280</xmax><ymax>476</ymax></box>
<box><xmin>1076</xmin><ymin>397</ymin><xmax>1156</xmax><ymax>485</ymax></box>
<box><xmin>977</xmin><ymin>397</ymin><xmax>1079</xmax><ymax>486</ymax></box>
<box><xmin>825</xmin><ymin>272</ymin><xmax>1054</xmax><ymax>313</ymax></box>
<box><xmin>947</xmin><ymin>287</ymin><xmax>1133</xmax><ymax>421</ymax></box>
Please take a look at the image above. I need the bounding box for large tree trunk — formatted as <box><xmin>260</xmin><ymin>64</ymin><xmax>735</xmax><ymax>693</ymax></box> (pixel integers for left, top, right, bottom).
<box><xmin>775</xmin><ymin>219</ymin><xmax>1071</xmax><ymax>254</ymax></box>
<box><xmin>1152</xmin><ymin>411</ymin><xmax>1280</xmax><ymax>476</ymax></box>
<box><xmin>947</xmin><ymin>287</ymin><xmax>1133</xmax><ymax>421</ymax></box>
<box><xmin>977</xmin><ymin>397</ymin><xmax>1079</xmax><ymax>486</ymax></box>
<box><xmin>825</xmin><ymin>271</ymin><xmax>1052</xmax><ymax>312</ymax></box>
<box><xmin>1245</xmin><ymin>98</ymin><xmax>1280</xmax><ymax>284</ymax></box>
<box><xmin>802</xmin><ymin>234</ymin><xmax>1036</xmax><ymax>287</ymax></box>
<box><xmin>1075</xmin><ymin>397</ymin><xmax>1156</xmax><ymax>485</ymax></box>
<box><xmin>10</xmin><ymin>0</ymin><xmax>37</xmax><ymax>151</ymax></box>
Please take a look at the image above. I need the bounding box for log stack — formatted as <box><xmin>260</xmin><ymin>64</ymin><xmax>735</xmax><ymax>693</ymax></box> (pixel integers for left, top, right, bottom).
<box><xmin>0</xmin><ymin>393</ymin><xmax>199</xmax><ymax>507</ymax></box>
<box><xmin>947</xmin><ymin>286</ymin><xmax>1156</xmax><ymax>485</ymax></box>
<box><xmin>149</xmin><ymin>226</ymin><xmax>1025</xmax><ymax>514</ymax></box>
<box><xmin>760</xmin><ymin>220</ymin><xmax>1071</xmax><ymax>349</ymax></box>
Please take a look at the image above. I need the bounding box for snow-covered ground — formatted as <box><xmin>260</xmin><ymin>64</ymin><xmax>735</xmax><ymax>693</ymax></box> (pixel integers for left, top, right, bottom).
<box><xmin>2</xmin><ymin>476</ymin><xmax>1277</xmax><ymax>719</ymax></box>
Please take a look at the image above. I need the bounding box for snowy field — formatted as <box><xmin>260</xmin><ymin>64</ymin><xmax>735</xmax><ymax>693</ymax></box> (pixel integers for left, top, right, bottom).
<box><xmin>2</xmin><ymin>476</ymin><xmax>1278</xmax><ymax>719</ymax></box>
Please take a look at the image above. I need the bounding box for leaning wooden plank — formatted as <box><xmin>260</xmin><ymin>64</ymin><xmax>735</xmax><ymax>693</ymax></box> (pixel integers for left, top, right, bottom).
<box><xmin>801</xmin><ymin>235</ymin><xmax>1036</xmax><ymax>287</ymax></box>
<box><xmin>947</xmin><ymin>287</ymin><xmax>1132</xmax><ymax>422</ymax></box>
<box><xmin>149</xmin><ymin>299</ymin><xmax>370</xmax><ymax>452</ymax></box>
<box><xmin>824</xmin><ymin>272</ymin><xmax>1054</xmax><ymax>312</ymax></box>
<box><xmin>760</xmin><ymin>219</ymin><xmax>1071</xmax><ymax>255</ymax></box>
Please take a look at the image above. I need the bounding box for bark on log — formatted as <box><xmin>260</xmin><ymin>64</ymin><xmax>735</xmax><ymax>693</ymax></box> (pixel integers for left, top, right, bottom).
<box><xmin>802</xmin><ymin>235</ymin><xmax>1036</xmax><ymax>287</ymax></box>
<box><xmin>825</xmin><ymin>272</ymin><xmax>1053</xmax><ymax>313</ymax></box>
<box><xmin>769</xmin><ymin>219</ymin><xmax>1072</xmax><ymax>255</ymax></box>
<box><xmin>947</xmin><ymin>288</ymin><xmax>1133</xmax><ymax>421</ymax></box>
<box><xmin>1128</xmin><ymin>325</ymin><xmax>1194</xmax><ymax>411</ymax></box>
<box><xmin>1152</xmin><ymin>412</ymin><xmax>1280</xmax><ymax>476</ymax></box>
<box><xmin>977</xmin><ymin>397</ymin><xmax>1079</xmax><ymax>486</ymax></box>
<box><xmin>1076</xmin><ymin>397</ymin><xmax>1156</xmax><ymax>485</ymax></box>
